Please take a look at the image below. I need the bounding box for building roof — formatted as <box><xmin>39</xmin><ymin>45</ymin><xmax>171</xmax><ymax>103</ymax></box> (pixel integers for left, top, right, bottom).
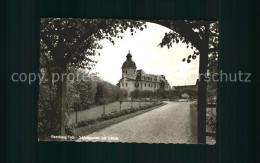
<box><xmin>122</xmin><ymin>51</ymin><xmax>137</xmax><ymax>68</ymax></box>
<box><xmin>173</xmin><ymin>85</ymin><xmax>198</xmax><ymax>91</ymax></box>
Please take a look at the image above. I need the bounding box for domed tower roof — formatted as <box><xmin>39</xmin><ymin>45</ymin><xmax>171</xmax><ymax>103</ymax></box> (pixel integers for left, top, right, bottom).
<box><xmin>122</xmin><ymin>51</ymin><xmax>137</xmax><ymax>68</ymax></box>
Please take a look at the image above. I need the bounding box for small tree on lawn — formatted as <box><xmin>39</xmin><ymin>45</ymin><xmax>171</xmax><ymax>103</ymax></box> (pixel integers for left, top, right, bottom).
<box><xmin>130</xmin><ymin>89</ymin><xmax>140</xmax><ymax>99</ymax></box>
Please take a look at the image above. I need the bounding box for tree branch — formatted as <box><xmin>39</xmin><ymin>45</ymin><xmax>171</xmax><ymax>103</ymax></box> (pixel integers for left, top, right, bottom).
<box><xmin>149</xmin><ymin>20</ymin><xmax>208</xmax><ymax>51</ymax></box>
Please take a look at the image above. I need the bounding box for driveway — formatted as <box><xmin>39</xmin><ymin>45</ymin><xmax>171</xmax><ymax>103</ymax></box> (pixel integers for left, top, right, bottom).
<box><xmin>83</xmin><ymin>101</ymin><xmax>197</xmax><ymax>144</ymax></box>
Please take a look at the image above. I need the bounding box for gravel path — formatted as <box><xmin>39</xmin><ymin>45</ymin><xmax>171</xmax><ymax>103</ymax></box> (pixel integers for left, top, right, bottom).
<box><xmin>82</xmin><ymin>101</ymin><xmax>197</xmax><ymax>144</ymax></box>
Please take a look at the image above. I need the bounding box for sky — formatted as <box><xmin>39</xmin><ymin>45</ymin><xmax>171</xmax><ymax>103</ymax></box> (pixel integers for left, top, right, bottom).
<box><xmin>89</xmin><ymin>22</ymin><xmax>199</xmax><ymax>86</ymax></box>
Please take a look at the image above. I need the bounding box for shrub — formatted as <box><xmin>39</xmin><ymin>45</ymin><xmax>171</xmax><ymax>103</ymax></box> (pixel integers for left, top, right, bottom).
<box><xmin>65</xmin><ymin>113</ymin><xmax>74</xmax><ymax>135</ymax></box>
<box><xmin>96</xmin><ymin>117</ymin><xmax>103</xmax><ymax>122</ymax></box>
<box><xmin>206</xmin><ymin>112</ymin><xmax>216</xmax><ymax>132</ymax></box>
<box><xmin>121</xmin><ymin>109</ymin><xmax>128</xmax><ymax>115</ymax></box>
<box><xmin>129</xmin><ymin>107</ymin><xmax>135</xmax><ymax>113</ymax></box>
<box><xmin>108</xmin><ymin>112</ymin><xmax>119</xmax><ymax>119</ymax></box>
<box><xmin>101</xmin><ymin>114</ymin><xmax>110</xmax><ymax>120</ymax></box>
<box><xmin>77</xmin><ymin>121</ymin><xmax>89</xmax><ymax>127</ymax></box>
<box><xmin>190</xmin><ymin>102</ymin><xmax>197</xmax><ymax>109</ymax></box>
<box><xmin>75</xmin><ymin>101</ymin><xmax>165</xmax><ymax>128</ymax></box>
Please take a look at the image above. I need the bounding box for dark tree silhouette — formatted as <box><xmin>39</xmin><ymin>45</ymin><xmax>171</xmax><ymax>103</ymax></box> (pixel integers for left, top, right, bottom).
<box><xmin>40</xmin><ymin>18</ymin><xmax>145</xmax><ymax>135</ymax></box>
<box><xmin>152</xmin><ymin>20</ymin><xmax>219</xmax><ymax>143</ymax></box>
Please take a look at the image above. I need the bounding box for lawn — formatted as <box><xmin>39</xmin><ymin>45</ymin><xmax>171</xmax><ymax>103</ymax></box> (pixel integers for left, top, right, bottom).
<box><xmin>70</xmin><ymin>101</ymin><xmax>153</xmax><ymax>123</ymax></box>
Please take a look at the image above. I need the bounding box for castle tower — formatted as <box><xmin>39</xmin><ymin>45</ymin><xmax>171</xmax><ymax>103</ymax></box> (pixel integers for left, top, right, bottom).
<box><xmin>121</xmin><ymin>51</ymin><xmax>137</xmax><ymax>79</ymax></box>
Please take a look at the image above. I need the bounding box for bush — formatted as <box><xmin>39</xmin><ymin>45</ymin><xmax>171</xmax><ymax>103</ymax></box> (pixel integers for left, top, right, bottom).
<box><xmin>206</xmin><ymin>112</ymin><xmax>216</xmax><ymax>133</ymax></box>
<box><xmin>121</xmin><ymin>109</ymin><xmax>128</xmax><ymax>115</ymax></box>
<box><xmin>76</xmin><ymin>101</ymin><xmax>165</xmax><ymax>128</ymax></box>
<box><xmin>101</xmin><ymin>114</ymin><xmax>110</xmax><ymax>120</ymax></box>
<box><xmin>130</xmin><ymin>89</ymin><xmax>184</xmax><ymax>100</ymax></box>
<box><xmin>65</xmin><ymin>113</ymin><xmax>74</xmax><ymax>135</ymax></box>
<box><xmin>66</xmin><ymin>70</ymin><xmax>128</xmax><ymax>111</ymax></box>
<box><xmin>77</xmin><ymin>121</ymin><xmax>89</xmax><ymax>127</ymax></box>
<box><xmin>129</xmin><ymin>107</ymin><xmax>135</xmax><ymax>113</ymax></box>
<box><xmin>190</xmin><ymin>102</ymin><xmax>197</xmax><ymax>109</ymax></box>
<box><xmin>96</xmin><ymin>117</ymin><xmax>103</xmax><ymax>122</ymax></box>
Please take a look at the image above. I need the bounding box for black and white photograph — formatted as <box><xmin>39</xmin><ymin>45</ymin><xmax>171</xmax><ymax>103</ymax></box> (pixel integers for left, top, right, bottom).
<box><xmin>38</xmin><ymin>19</ymin><xmax>218</xmax><ymax>144</ymax></box>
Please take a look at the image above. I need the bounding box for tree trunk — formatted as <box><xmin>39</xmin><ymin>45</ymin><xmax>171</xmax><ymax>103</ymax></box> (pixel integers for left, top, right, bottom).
<box><xmin>197</xmin><ymin>24</ymin><xmax>210</xmax><ymax>144</ymax></box>
<box><xmin>103</xmin><ymin>103</ymin><xmax>105</xmax><ymax>115</ymax></box>
<box><xmin>56</xmin><ymin>68</ymin><xmax>67</xmax><ymax>136</ymax></box>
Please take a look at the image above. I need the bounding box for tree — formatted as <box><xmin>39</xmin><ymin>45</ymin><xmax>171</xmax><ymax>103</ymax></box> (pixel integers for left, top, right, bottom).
<box><xmin>152</xmin><ymin>20</ymin><xmax>219</xmax><ymax>143</ymax></box>
<box><xmin>130</xmin><ymin>89</ymin><xmax>140</xmax><ymax>99</ymax></box>
<box><xmin>95</xmin><ymin>82</ymin><xmax>105</xmax><ymax>105</ymax></box>
<box><xmin>154</xmin><ymin>21</ymin><xmax>218</xmax><ymax>67</ymax></box>
<box><xmin>66</xmin><ymin>69</ymin><xmax>97</xmax><ymax>110</ymax></box>
<box><xmin>118</xmin><ymin>89</ymin><xmax>128</xmax><ymax>101</ymax></box>
<box><xmin>40</xmin><ymin>18</ymin><xmax>146</xmax><ymax>135</ymax></box>
<box><xmin>182</xmin><ymin>88</ymin><xmax>198</xmax><ymax>99</ymax></box>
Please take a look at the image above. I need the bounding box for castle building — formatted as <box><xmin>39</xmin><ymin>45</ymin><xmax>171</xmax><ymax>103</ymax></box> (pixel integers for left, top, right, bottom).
<box><xmin>117</xmin><ymin>51</ymin><xmax>170</xmax><ymax>95</ymax></box>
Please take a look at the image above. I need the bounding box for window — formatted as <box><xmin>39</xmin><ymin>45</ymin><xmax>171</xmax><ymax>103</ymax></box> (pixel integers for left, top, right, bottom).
<box><xmin>122</xmin><ymin>70</ymin><xmax>124</xmax><ymax>74</ymax></box>
<box><xmin>145</xmin><ymin>83</ymin><xmax>146</xmax><ymax>87</ymax></box>
<box><xmin>126</xmin><ymin>83</ymin><xmax>128</xmax><ymax>87</ymax></box>
<box><xmin>122</xmin><ymin>83</ymin><xmax>124</xmax><ymax>87</ymax></box>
